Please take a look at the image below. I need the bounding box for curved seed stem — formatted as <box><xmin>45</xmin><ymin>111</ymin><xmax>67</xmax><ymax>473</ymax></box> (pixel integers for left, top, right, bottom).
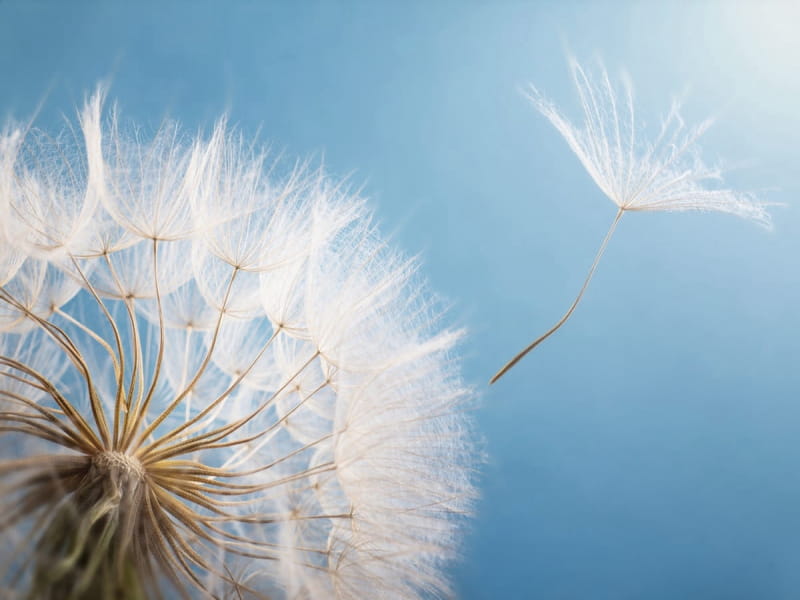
<box><xmin>490</xmin><ymin>208</ymin><xmax>624</xmax><ymax>384</ymax></box>
<box><xmin>130</xmin><ymin>266</ymin><xmax>240</xmax><ymax>452</ymax></box>
<box><xmin>67</xmin><ymin>255</ymin><xmax>128</xmax><ymax>447</ymax></box>
<box><xmin>124</xmin><ymin>239</ymin><xmax>165</xmax><ymax>449</ymax></box>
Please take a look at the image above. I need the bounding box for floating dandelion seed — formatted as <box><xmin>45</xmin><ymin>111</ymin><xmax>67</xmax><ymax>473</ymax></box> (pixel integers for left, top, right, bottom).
<box><xmin>490</xmin><ymin>58</ymin><xmax>771</xmax><ymax>384</ymax></box>
<box><xmin>0</xmin><ymin>89</ymin><xmax>476</xmax><ymax>599</ymax></box>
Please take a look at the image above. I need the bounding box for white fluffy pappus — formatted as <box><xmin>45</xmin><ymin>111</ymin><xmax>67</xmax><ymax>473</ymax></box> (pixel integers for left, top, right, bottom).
<box><xmin>0</xmin><ymin>88</ymin><xmax>477</xmax><ymax>599</ymax></box>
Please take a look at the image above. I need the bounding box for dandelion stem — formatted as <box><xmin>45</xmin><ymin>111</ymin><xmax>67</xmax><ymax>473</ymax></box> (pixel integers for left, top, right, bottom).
<box><xmin>0</xmin><ymin>345</ymin><xmax>102</xmax><ymax>452</ymax></box>
<box><xmin>127</xmin><ymin>239</ymin><xmax>165</xmax><ymax>445</ymax></box>
<box><xmin>66</xmin><ymin>256</ymin><xmax>128</xmax><ymax>447</ymax></box>
<box><xmin>131</xmin><ymin>266</ymin><xmax>240</xmax><ymax>451</ymax></box>
<box><xmin>490</xmin><ymin>207</ymin><xmax>624</xmax><ymax>384</ymax></box>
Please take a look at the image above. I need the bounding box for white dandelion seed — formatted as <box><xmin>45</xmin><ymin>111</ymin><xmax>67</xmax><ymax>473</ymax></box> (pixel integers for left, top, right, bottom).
<box><xmin>490</xmin><ymin>58</ymin><xmax>771</xmax><ymax>384</ymax></box>
<box><xmin>0</xmin><ymin>89</ymin><xmax>476</xmax><ymax>599</ymax></box>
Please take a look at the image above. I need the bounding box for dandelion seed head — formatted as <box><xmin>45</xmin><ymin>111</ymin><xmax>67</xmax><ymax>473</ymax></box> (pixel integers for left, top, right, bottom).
<box><xmin>0</xmin><ymin>89</ymin><xmax>476</xmax><ymax>599</ymax></box>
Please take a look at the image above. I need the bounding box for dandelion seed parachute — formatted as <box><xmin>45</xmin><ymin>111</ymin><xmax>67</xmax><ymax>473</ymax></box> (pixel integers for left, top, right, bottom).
<box><xmin>0</xmin><ymin>89</ymin><xmax>476</xmax><ymax>599</ymax></box>
<box><xmin>490</xmin><ymin>58</ymin><xmax>770</xmax><ymax>384</ymax></box>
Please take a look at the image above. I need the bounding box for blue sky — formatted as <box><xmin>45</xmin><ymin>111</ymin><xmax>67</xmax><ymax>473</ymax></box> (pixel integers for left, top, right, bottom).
<box><xmin>1</xmin><ymin>1</ymin><xmax>799</xmax><ymax>598</ymax></box>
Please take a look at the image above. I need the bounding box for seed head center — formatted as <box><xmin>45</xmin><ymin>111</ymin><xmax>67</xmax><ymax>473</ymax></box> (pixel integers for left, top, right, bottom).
<box><xmin>92</xmin><ymin>451</ymin><xmax>145</xmax><ymax>480</ymax></box>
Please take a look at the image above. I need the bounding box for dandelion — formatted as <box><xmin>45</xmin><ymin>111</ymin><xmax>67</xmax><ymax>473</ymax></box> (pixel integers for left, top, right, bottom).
<box><xmin>0</xmin><ymin>89</ymin><xmax>476</xmax><ymax>599</ymax></box>
<box><xmin>490</xmin><ymin>58</ymin><xmax>771</xmax><ymax>384</ymax></box>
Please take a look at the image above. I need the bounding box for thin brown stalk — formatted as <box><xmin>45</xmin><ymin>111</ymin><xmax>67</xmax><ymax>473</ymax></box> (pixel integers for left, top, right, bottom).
<box><xmin>129</xmin><ymin>266</ymin><xmax>240</xmax><ymax>449</ymax></box>
<box><xmin>128</xmin><ymin>238</ymin><xmax>166</xmax><ymax>445</ymax></box>
<box><xmin>139</xmin><ymin>349</ymin><xmax>317</xmax><ymax>463</ymax></box>
<box><xmin>67</xmin><ymin>255</ymin><xmax>129</xmax><ymax>446</ymax></box>
<box><xmin>490</xmin><ymin>207</ymin><xmax>624</xmax><ymax>384</ymax></box>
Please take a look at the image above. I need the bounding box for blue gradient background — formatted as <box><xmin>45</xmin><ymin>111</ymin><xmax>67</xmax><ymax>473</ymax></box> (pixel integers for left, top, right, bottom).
<box><xmin>1</xmin><ymin>1</ymin><xmax>799</xmax><ymax>598</ymax></box>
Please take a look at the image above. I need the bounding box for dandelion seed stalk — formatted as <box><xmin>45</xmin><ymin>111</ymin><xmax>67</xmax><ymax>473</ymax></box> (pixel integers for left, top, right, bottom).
<box><xmin>490</xmin><ymin>207</ymin><xmax>623</xmax><ymax>384</ymax></box>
